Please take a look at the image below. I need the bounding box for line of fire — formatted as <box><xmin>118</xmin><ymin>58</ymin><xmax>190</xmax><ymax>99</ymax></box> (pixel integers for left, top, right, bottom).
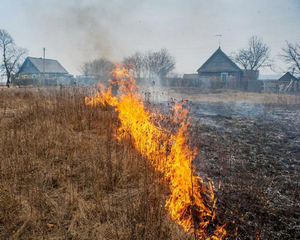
<box><xmin>84</xmin><ymin>64</ymin><xmax>227</xmax><ymax>239</ymax></box>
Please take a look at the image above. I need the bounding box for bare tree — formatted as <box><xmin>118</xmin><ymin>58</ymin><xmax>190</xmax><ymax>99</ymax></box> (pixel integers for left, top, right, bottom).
<box><xmin>123</xmin><ymin>48</ymin><xmax>176</xmax><ymax>82</ymax></box>
<box><xmin>0</xmin><ymin>29</ymin><xmax>27</xmax><ymax>87</ymax></box>
<box><xmin>232</xmin><ymin>36</ymin><xmax>272</xmax><ymax>71</ymax></box>
<box><xmin>123</xmin><ymin>51</ymin><xmax>144</xmax><ymax>78</ymax></box>
<box><xmin>92</xmin><ymin>58</ymin><xmax>114</xmax><ymax>79</ymax></box>
<box><xmin>79</xmin><ymin>61</ymin><xmax>91</xmax><ymax>77</ymax></box>
<box><xmin>280</xmin><ymin>41</ymin><xmax>300</xmax><ymax>74</ymax></box>
<box><xmin>157</xmin><ymin>48</ymin><xmax>176</xmax><ymax>78</ymax></box>
<box><xmin>79</xmin><ymin>58</ymin><xmax>113</xmax><ymax>81</ymax></box>
<box><xmin>144</xmin><ymin>48</ymin><xmax>175</xmax><ymax>79</ymax></box>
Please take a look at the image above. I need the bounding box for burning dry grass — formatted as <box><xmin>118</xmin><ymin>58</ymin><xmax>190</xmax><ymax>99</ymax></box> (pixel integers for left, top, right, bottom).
<box><xmin>1</xmin><ymin>84</ymin><xmax>299</xmax><ymax>239</ymax></box>
<box><xmin>0</xmin><ymin>87</ymin><xmax>189</xmax><ymax>239</ymax></box>
<box><xmin>84</xmin><ymin>66</ymin><xmax>226</xmax><ymax>239</ymax></box>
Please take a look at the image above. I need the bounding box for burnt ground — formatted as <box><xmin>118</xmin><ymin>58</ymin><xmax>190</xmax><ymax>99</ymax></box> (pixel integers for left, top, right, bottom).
<box><xmin>188</xmin><ymin>101</ymin><xmax>300</xmax><ymax>239</ymax></box>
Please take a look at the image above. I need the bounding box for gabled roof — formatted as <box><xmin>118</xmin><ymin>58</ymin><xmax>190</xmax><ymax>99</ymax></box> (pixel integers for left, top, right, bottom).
<box><xmin>197</xmin><ymin>47</ymin><xmax>242</xmax><ymax>73</ymax></box>
<box><xmin>19</xmin><ymin>57</ymin><xmax>68</xmax><ymax>74</ymax></box>
<box><xmin>278</xmin><ymin>72</ymin><xmax>299</xmax><ymax>82</ymax></box>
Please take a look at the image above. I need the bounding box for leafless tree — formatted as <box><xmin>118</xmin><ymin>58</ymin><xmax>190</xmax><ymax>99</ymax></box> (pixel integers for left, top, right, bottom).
<box><xmin>280</xmin><ymin>41</ymin><xmax>300</xmax><ymax>74</ymax></box>
<box><xmin>123</xmin><ymin>51</ymin><xmax>144</xmax><ymax>78</ymax></box>
<box><xmin>79</xmin><ymin>58</ymin><xmax>113</xmax><ymax>81</ymax></box>
<box><xmin>144</xmin><ymin>48</ymin><xmax>175</xmax><ymax>79</ymax></box>
<box><xmin>79</xmin><ymin>61</ymin><xmax>91</xmax><ymax>77</ymax></box>
<box><xmin>123</xmin><ymin>49</ymin><xmax>175</xmax><ymax>82</ymax></box>
<box><xmin>232</xmin><ymin>36</ymin><xmax>272</xmax><ymax>71</ymax></box>
<box><xmin>0</xmin><ymin>29</ymin><xmax>27</xmax><ymax>87</ymax></box>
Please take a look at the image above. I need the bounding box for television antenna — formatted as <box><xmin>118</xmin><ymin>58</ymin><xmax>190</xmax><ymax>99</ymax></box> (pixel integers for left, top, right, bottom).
<box><xmin>215</xmin><ymin>35</ymin><xmax>222</xmax><ymax>48</ymax></box>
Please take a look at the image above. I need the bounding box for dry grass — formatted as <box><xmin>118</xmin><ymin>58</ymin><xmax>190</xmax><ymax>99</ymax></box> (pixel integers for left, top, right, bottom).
<box><xmin>0</xmin><ymin>87</ymin><xmax>189</xmax><ymax>240</ymax></box>
<box><xmin>165</xmin><ymin>87</ymin><xmax>300</xmax><ymax>106</ymax></box>
<box><xmin>1</xmin><ymin>86</ymin><xmax>299</xmax><ymax>239</ymax></box>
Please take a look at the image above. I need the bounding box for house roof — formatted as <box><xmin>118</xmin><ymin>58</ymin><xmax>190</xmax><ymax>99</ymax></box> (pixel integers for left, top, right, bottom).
<box><xmin>20</xmin><ymin>57</ymin><xmax>68</xmax><ymax>74</ymax></box>
<box><xmin>278</xmin><ymin>72</ymin><xmax>299</xmax><ymax>82</ymax></box>
<box><xmin>197</xmin><ymin>47</ymin><xmax>242</xmax><ymax>73</ymax></box>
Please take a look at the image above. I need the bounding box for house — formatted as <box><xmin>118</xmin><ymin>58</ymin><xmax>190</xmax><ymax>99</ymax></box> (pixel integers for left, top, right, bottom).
<box><xmin>197</xmin><ymin>47</ymin><xmax>243</xmax><ymax>89</ymax></box>
<box><xmin>13</xmin><ymin>57</ymin><xmax>72</xmax><ymax>86</ymax></box>
<box><xmin>278</xmin><ymin>72</ymin><xmax>299</xmax><ymax>93</ymax></box>
<box><xmin>260</xmin><ymin>72</ymin><xmax>299</xmax><ymax>93</ymax></box>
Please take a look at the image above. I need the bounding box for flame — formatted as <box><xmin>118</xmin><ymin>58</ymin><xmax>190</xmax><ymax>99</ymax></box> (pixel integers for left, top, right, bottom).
<box><xmin>85</xmin><ymin>64</ymin><xmax>226</xmax><ymax>239</ymax></box>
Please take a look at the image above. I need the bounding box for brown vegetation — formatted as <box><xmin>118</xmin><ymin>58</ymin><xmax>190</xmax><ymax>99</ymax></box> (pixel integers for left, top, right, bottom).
<box><xmin>0</xmin><ymin>87</ymin><xmax>299</xmax><ymax>239</ymax></box>
<box><xmin>0</xmin><ymin>87</ymin><xmax>188</xmax><ymax>239</ymax></box>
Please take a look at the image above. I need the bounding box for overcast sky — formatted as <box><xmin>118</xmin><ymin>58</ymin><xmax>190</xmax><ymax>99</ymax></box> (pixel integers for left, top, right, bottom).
<box><xmin>1</xmin><ymin>0</ymin><xmax>300</xmax><ymax>76</ymax></box>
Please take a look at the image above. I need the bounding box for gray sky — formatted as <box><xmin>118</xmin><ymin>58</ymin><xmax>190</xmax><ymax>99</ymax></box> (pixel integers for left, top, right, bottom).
<box><xmin>1</xmin><ymin>0</ymin><xmax>300</xmax><ymax>76</ymax></box>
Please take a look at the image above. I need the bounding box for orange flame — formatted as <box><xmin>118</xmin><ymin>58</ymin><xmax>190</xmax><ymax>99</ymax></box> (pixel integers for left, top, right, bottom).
<box><xmin>85</xmin><ymin>64</ymin><xmax>226</xmax><ymax>239</ymax></box>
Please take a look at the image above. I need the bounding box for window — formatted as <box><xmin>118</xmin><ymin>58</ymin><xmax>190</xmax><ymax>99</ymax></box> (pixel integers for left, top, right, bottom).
<box><xmin>32</xmin><ymin>74</ymin><xmax>36</xmax><ymax>78</ymax></box>
<box><xmin>24</xmin><ymin>75</ymin><xmax>28</xmax><ymax>79</ymax></box>
<box><xmin>221</xmin><ymin>72</ymin><xmax>228</xmax><ymax>82</ymax></box>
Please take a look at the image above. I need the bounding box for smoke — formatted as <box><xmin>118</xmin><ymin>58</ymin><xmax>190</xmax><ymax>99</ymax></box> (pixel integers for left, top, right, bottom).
<box><xmin>23</xmin><ymin>0</ymin><xmax>144</xmax><ymax>74</ymax></box>
<box><xmin>18</xmin><ymin>0</ymin><xmax>300</xmax><ymax>76</ymax></box>
<box><xmin>60</xmin><ymin>4</ymin><xmax>112</xmax><ymax>59</ymax></box>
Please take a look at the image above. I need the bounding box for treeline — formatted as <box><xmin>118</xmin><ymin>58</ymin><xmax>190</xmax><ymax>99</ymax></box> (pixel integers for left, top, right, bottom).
<box><xmin>79</xmin><ymin>36</ymin><xmax>300</xmax><ymax>86</ymax></box>
<box><xmin>79</xmin><ymin>48</ymin><xmax>176</xmax><ymax>83</ymax></box>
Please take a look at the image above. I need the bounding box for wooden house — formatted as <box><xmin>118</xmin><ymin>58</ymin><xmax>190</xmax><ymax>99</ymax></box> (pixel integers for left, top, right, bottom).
<box><xmin>260</xmin><ymin>72</ymin><xmax>299</xmax><ymax>93</ymax></box>
<box><xmin>197</xmin><ymin>47</ymin><xmax>243</xmax><ymax>89</ymax></box>
<box><xmin>278</xmin><ymin>72</ymin><xmax>299</xmax><ymax>93</ymax></box>
<box><xmin>14</xmin><ymin>57</ymin><xmax>70</xmax><ymax>85</ymax></box>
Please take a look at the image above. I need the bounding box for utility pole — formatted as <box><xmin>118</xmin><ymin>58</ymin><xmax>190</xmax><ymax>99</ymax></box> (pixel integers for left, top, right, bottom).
<box><xmin>215</xmin><ymin>35</ymin><xmax>222</xmax><ymax>48</ymax></box>
<box><xmin>42</xmin><ymin>47</ymin><xmax>45</xmax><ymax>86</ymax></box>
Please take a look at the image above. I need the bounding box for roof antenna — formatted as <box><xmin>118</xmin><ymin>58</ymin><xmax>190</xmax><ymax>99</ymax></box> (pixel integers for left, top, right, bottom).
<box><xmin>215</xmin><ymin>35</ymin><xmax>222</xmax><ymax>48</ymax></box>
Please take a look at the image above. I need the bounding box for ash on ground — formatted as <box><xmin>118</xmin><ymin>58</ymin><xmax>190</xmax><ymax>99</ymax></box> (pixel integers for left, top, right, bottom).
<box><xmin>189</xmin><ymin>101</ymin><xmax>299</xmax><ymax>239</ymax></box>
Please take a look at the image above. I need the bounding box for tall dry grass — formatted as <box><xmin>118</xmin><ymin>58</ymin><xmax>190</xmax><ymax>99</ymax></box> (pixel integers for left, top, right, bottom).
<box><xmin>0</xmin><ymin>87</ymin><xmax>189</xmax><ymax>239</ymax></box>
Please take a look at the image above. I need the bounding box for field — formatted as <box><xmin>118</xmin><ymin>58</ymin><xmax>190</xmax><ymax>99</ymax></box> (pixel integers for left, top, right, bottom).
<box><xmin>0</xmin><ymin>86</ymin><xmax>299</xmax><ymax>239</ymax></box>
